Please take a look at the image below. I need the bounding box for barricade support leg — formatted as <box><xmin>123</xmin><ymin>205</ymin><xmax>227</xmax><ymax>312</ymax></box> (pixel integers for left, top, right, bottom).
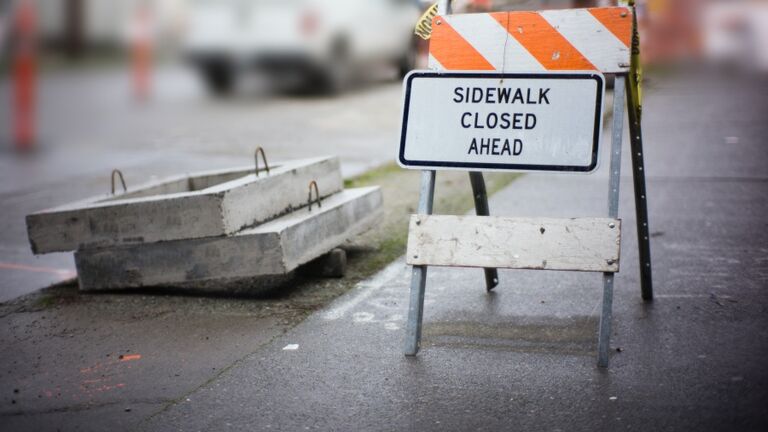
<box><xmin>469</xmin><ymin>172</ymin><xmax>499</xmax><ymax>291</ymax></box>
<box><xmin>596</xmin><ymin>75</ymin><xmax>627</xmax><ymax>367</ymax></box>
<box><xmin>598</xmin><ymin>272</ymin><xmax>614</xmax><ymax>367</ymax></box>
<box><xmin>625</xmin><ymin>80</ymin><xmax>654</xmax><ymax>301</ymax></box>
<box><xmin>405</xmin><ymin>170</ymin><xmax>436</xmax><ymax>356</ymax></box>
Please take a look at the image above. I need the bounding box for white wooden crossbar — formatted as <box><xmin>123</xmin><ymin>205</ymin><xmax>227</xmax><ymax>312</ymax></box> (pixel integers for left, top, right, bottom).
<box><xmin>406</xmin><ymin>215</ymin><xmax>621</xmax><ymax>272</ymax></box>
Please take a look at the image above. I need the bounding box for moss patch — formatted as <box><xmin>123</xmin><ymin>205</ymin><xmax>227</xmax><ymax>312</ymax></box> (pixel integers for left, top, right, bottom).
<box><xmin>343</xmin><ymin>164</ymin><xmax>520</xmax><ymax>281</ymax></box>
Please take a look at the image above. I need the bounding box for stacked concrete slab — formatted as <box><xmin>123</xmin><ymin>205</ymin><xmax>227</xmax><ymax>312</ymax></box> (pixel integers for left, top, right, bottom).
<box><xmin>26</xmin><ymin>156</ymin><xmax>383</xmax><ymax>291</ymax></box>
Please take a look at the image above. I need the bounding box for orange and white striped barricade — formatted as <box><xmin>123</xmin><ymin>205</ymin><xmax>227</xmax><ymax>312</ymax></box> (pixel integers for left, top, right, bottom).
<box><xmin>401</xmin><ymin>0</ymin><xmax>652</xmax><ymax>367</ymax></box>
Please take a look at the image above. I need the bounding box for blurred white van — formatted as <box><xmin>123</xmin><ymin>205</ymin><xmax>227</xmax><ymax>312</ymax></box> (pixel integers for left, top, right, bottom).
<box><xmin>183</xmin><ymin>0</ymin><xmax>422</xmax><ymax>94</ymax></box>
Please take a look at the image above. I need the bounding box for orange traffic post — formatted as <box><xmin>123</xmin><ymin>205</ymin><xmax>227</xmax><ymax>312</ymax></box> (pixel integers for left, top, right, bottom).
<box><xmin>131</xmin><ymin>3</ymin><xmax>152</xmax><ymax>102</ymax></box>
<box><xmin>12</xmin><ymin>0</ymin><xmax>38</xmax><ymax>152</ymax></box>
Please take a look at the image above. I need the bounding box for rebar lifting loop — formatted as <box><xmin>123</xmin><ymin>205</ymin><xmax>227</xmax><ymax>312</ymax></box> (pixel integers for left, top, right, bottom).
<box><xmin>111</xmin><ymin>169</ymin><xmax>127</xmax><ymax>195</ymax></box>
<box><xmin>254</xmin><ymin>147</ymin><xmax>270</xmax><ymax>177</ymax></box>
<box><xmin>308</xmin><ymin>180</ymin><xmax>322</xmax><ymax>211</ymax></box>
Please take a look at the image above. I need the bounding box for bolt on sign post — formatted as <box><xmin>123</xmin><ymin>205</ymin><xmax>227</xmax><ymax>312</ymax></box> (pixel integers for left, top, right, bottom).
<box><xmin>400</xmin><ymin>0</ymin><xmax>653</xmax><ymax>368</ymax></box>
<box><xmin>12</xmin><ymin>0</ymin><xmax>38</xmax><ymax>152</ymax></box>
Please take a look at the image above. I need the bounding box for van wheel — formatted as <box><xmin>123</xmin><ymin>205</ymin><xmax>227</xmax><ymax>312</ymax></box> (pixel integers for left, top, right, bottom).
<box><xmin>314</xmin><ymin>38</ymin><xmax>351</xmax><ymax>94</ymax></box>
<box><xmin>201</xmin><ymin>63</ymin><xmax>236</xmax><ymax>96</ymax></box>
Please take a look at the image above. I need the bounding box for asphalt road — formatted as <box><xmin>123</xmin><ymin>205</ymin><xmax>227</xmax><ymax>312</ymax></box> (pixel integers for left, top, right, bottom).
<box><xmin>0</xmin><ymin>64</ymin><xmax>404</xmax><ymax>302</ymax></box>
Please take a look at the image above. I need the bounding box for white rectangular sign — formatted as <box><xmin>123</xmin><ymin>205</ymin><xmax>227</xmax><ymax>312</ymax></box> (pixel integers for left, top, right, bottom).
<box><xmin>398</xmin><ymin>71</ymin><xmax>605</xmax><ymax>172</ymax></box>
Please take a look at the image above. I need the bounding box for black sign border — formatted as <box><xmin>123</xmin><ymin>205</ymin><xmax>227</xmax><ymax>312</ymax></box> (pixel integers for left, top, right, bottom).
<box><xmin>399</xmin><ymin>71</ymin><xmax>605</xmax><ymax>173</ymax></box>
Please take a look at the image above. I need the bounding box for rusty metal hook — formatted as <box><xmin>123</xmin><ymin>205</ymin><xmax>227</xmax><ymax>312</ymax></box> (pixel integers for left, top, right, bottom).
<box><xmin>111</xmin><ymin>169</ymin><xmax>127</xmax><ymax>195</ymax></box>
<box><xmin>308</xmin><ymin>180</ymin><xmax>321</xmax><ymax>211</ymax></box>
<box><xmin>254</xmin><ymin>146</ymin><xmax>270</xmax><ymax>177</ymax></box>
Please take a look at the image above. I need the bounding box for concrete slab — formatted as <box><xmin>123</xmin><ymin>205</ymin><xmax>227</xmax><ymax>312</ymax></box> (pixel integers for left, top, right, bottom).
<box><xmin>74</xmin><ymin>187</ymin><xmax>383</xmax><ymax>291</ymax></box>
<box><xmin>26</xmin><ymin>157</ymin><xmax>343</xmax><ymax>254</ymax></box>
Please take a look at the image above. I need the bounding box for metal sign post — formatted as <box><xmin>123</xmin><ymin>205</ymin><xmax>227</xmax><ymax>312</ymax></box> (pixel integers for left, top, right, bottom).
<box><xmin>402</xmin><ymin>0</ymin><xmax>653</xmax><ymax>368</ymax></box>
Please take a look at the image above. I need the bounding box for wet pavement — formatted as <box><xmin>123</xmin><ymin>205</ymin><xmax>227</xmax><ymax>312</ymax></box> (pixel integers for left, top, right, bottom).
<box><xmin>139</xmin><ymin>69</ymin><xmax>768</xmax><ymax>431</ymax></box>
<box><xmin>1</xmin><ymin>66</ymin><xmax>767</xmax><ymax>431</ymax></box>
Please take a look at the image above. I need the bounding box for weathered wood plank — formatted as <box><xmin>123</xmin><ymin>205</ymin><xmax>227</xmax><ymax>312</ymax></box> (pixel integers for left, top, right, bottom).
<box><xmin>406</xmin><ymin>215</ymin><xmax>620</xmax><ymax>272</ymax></box>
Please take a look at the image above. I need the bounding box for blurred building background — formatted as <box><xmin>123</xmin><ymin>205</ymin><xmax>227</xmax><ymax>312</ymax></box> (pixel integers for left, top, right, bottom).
<box><xmin>2</xmin><ymin>0</ymin><xmax>766</xmax><ymax>73</ymax></box>
<box><xmin>19</xmin><ymin>0</ymin><xmax>185</xmax><ymax>56</ymax></box>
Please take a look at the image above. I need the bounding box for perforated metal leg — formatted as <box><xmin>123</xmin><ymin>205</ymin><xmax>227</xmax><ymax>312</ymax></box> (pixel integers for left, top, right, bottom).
<box><xmin>469</xmin><ymin>172</ymin><xmax>499</xmax><ymax>291</ymax></box>
<box><xmin>625</xmin><ymin>80</ymin><xmax>654</xmax><ymax>301</ymax></box>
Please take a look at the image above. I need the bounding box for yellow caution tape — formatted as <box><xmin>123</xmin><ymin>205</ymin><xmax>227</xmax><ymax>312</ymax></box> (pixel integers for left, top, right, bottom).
<box><xmin>414</xmin><ymin>3</ymin><xmax>439</xmax><ymax>40</ymax></box>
